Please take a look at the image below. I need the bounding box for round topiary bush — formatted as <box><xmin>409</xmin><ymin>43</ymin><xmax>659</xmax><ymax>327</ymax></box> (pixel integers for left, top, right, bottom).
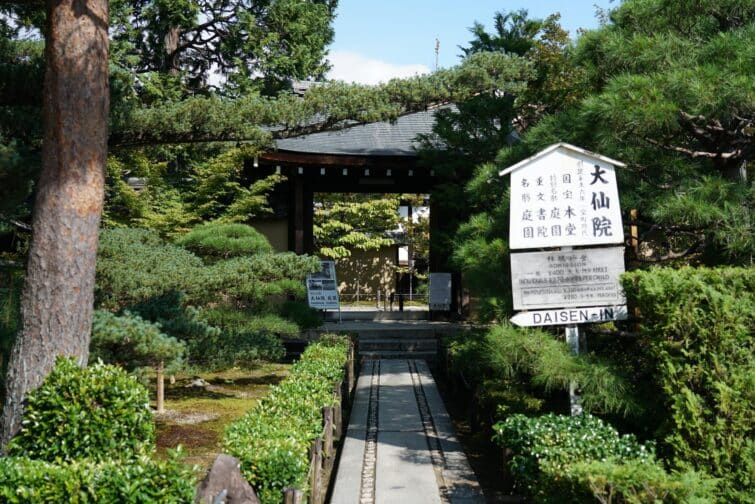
<box><xmin>8</xmin><ymin>357</ymin><xmax>155</xmax><ymax>462</ymax></box>
<box><xmin>176</xmin><ymin>222</ymin><xmax>273</xmax><ymax>259</ymax></box>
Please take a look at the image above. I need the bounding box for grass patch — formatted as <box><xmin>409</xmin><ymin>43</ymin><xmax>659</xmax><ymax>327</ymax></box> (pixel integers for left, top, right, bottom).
<box><xmin>151</xmin><ymin>363</ymin><xmax>290</xmax><ymax>470</ymax></box>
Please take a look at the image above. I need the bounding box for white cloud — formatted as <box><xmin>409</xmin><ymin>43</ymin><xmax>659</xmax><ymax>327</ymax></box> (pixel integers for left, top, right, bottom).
<box><xmin>327</xmin><ymin>50</ymin><xmax>430</xmax><ymax>85</ymax></box>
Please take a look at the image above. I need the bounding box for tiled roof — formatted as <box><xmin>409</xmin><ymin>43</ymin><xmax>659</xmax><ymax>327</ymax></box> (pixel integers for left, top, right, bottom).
<box><xmin>275</xmin><ymin>107</ymin><xmax>448</xmax><ymax>156</ymax></box>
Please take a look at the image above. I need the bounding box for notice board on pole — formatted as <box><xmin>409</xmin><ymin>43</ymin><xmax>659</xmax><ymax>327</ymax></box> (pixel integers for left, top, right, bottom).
<box><xmin>428</xmin><ymin>273</ymin><xmax>452</xmax><ymax>311</ymax></box>
<box><xmin>510</xmin><ymin>247</ymin><xmax>626</xmax><ymax>310</ymax></box>
<box><xmin>306</xmin><ymin>260</ymin><xmax>340</xmax><ymax>310</ymax></box>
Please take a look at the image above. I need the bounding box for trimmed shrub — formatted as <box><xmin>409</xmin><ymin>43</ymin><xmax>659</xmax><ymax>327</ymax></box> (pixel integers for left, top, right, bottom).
<box><xmin>7</xmin><ymin>357</ymin><xmax>155</xmax><ymax>462</ymax></box>
<box><xmin>196</xmin><ymin>309</ymin><xmax>289</xmax><ymax>368</ymax></box>
<box><xmin>90</xmin><ymin>310</ymin><xmax>186</xmax><ymax>371</ymax></box>
<box><xmin>622</xmin><ymin>266</ymin><xmax>754</xmax><ymax>501</ymax></box>
<box><xmin>176</xmin><ymin>221</ymin><xmax>273</xmax><ymax>259</ymax></box>
<box><xmin>0</xmin><ymin>452</ymin><xmax>195</xmax><ymax>503</ymax></box>
<box><xmin>566</xmin><ymin>459</ymin><xmax>717</xmax><ymax>503</ymax></box>
<box><xmin>199</xmin><ymin>253</ymin><xmax>320</xmax><ymax>308</ymax></box>
<box><xmin>224</xmin><ymin>336</ymin><xmax>349</xmax><ymax>504</ymax></box>
<box><xmin>493</xmin><ymin>413</ymin><xmax>654</xmax><ymax>501</ymax></box>
<box><xmin>96</xmin><ymin>228</ymin><xmax>203</xmax><ymax>310</ymax></box>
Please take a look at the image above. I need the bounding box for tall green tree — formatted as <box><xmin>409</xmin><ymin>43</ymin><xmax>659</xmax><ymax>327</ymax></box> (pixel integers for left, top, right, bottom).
<box><xmin>313</xmin><ymin>193</ymin><xmax>400</xmax><ymax>259</ymax></box>
<box><xmin>110</xmin><ymin>0</ymin><xmax>337</xmax><ymax>95</ymax></box>
<box><xmin>1</xmin><ymin>0</ymin><xmax>109</xmax><ymax>446</ymax></box>
<box><xmin>420</xmin><ymin>10</ymin><xmax>576</xmax><ymax>319</ymax></box>
<box><xmin>510</xmin><ymin>0</ymin><xmax>753</xmax><ymax>264</ymax></box>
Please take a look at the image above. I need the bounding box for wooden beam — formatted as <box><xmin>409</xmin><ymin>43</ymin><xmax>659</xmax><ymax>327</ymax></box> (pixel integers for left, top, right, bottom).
<box><xmin>261</xmin><ymin>149</ymin><xmax>417</xmax><ymax>169</ymax></box>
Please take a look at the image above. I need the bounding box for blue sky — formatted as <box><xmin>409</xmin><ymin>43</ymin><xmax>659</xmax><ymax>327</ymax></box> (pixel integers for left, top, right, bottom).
<box><xmin>327</xmin><ymin>1</ymin><xmax>616</xmax><ymax>84</ymax></box>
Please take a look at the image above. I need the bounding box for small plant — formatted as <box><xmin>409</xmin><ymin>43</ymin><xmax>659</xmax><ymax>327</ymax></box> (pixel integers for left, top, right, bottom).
<box><xmin>7</xmin><ymin>357</ymin><xmax>155</xmax><ymax>462</ymax></box>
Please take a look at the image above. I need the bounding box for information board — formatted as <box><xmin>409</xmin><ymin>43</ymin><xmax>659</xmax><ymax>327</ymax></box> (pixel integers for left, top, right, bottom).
<box><xmin>428</xmin><ymin>273</ymin><xmax>452</xmax><ymax>311</ymax></box>
<box><xmin>508</xmin><ymin>148</ymin><xmax>623</xmax><ymax>249</ymax></box>
<box><xmin>306</xmin><ymin>260</ymin><xmax>340</xmax><ymax>310</ymax></box>
<box><xmin>510</xmin><ymin>247</ymin><xmax>626</xmax><ymax>310</ymax></box>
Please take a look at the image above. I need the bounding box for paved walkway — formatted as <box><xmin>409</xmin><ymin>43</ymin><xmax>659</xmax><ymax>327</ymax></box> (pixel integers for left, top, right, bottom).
<box><xmin>331</xmin><ymin>359</ymin><xmax>484</xmax><ymax>504</ymax></box>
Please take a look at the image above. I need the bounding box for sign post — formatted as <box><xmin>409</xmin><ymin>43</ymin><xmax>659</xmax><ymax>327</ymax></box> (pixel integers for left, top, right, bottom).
<box><xmin>428</xmin><ymin>272</ymin><xmax>452</xmax><ymax>311</ymax></box>
<box><xmin>500</xmin><ymin>143</ymin><xmax>627</xmax><ymax>416</ymax></box>
<box><xmin>306</xmin><ymin>260</ymin><xmax>341</xmax><ymax>322</ymax></box>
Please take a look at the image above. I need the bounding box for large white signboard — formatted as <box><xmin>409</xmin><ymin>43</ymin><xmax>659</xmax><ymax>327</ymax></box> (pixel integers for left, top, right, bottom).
<box><xmin>510</xmin><ymin>305</ymin><xmax>628</xmax><ymax>327</ymax></box>
<box><xmin>428</xmin><ymin>273</ymin><xmax>452</xmax><ymax>311</ymax></box>
<box><xmin>306</xmin><ymin>260</ymin><xmax>340</xmax><ymax>310</ymax></box>
<box><xmin>505</xmin><ymin>145</ymin><xmax>624</xmax><ymax>249</ymax></box>
<box><xmin>511</xmin><ymin>247</ymin><xmax>626</xmax><ymax>310</ymax></box>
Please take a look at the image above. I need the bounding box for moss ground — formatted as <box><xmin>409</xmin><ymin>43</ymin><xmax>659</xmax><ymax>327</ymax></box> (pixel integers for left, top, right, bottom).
<box><xmin>150</xmin><ymin>363</ymin><xmax>290</xmax><ymax>471</ymax></box>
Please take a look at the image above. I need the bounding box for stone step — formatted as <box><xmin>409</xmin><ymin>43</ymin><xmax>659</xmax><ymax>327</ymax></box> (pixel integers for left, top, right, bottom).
<box><xmin>325</xmin><ymin>310</ymin><xmax>429</xmax><ymax>322</ymax></box>
<box><xmin>359</xmin><ymin>339</ymin><xmax>438</xmax><ymax>352</ymax></box>
<box><xmin>356</xmin><ymin>329</ymin><xmax>437</xmax><ymax>340</ymax></box>
<box><xmin>360</xmin><ymin>350</ymin><xmax>438</xmax><ymax>361</ymax></box>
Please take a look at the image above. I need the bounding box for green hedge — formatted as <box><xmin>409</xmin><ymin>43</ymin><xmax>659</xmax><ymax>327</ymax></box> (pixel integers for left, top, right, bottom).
<box><xmin>0</xmin><ymin>453</ymin><xmax>195</xmax><ymax>503</ymax></box>
<box><xmin>7</xmin><ymin>357</ymin><xmax>155</xmax><ymax>463</ymax></box>
<box><xmin>224</xmin><ymin>335</ymin><xmax>349</xmax><ymax>504</ymax></box>
<box><xmin>622</xmin><ymin>266</ymin><xmax>754</xmax><ymax>502</ymax></box>
<box><xmin>493</xmin><ymin>413</ymin><xmax>715</xmax><ymax>503</ymax></box>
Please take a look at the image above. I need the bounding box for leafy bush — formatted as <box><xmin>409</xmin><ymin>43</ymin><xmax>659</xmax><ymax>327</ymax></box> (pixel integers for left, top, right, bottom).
<box><xmin>567</xmin><ymin>459</ymin><xmax>717</xmax><ymax>503</ymax></box>
<box><xmin>90</xmin><ymin>310</ymin><xmax>186</xmax><ymax>371</ymax></box>
<box><xmin>622</xmin><ymin>266</ymin><xmax>754</xmax><ymax>501</ymax></box>
<box><xmin>7</xmin><ymin>357</ymin><xmax>155</xmax><ymax>462</ymax></box>
<box><xmin>0</xmin><ymin>452</ymin><xmax>195</xmax><ymax>503</ymax></box>
<box><xmin>224</xmin><ymin>336</ymin><xmax>349</xmax><ymax>504</ymax></box>
<box><xmin>493</xmin><ymin>413</ymin><xmax>655</xmax><ymax>502</ymax></box>
<box><xmin>176</xmin><ymin>221</ymin><xmax>273</xmax><ymax>259</ymax></box>
<box><xmin>96</xmin><ymin>228</ymin><xmax>203</xmax><ymax>310</ymax></box>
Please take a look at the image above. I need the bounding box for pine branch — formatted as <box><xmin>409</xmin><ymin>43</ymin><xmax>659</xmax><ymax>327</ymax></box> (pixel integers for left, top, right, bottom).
<box><xmin>643</xmin><ymin>136</ymin><xmax>740</xmax><ymax>160</ymax></box>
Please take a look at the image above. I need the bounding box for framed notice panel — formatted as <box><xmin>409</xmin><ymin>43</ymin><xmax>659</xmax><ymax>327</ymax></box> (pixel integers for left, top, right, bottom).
<box><xmin>428</xmin><ymin>273</ymin><xmax>452</xmax><ymax>311</ymax></box>
<box><xmin>306</xmin><ymin>260</ymin><xmax>339</xmax><ymax>310</ymax></box>
<box><xmin>510</xmin><ymin>247</ymin><xmax>626</xmax><ymax>310</ymax></box>
<box><xmin>506</xmin><ymin>145</ymin><xmax>624</xmax><ymax>250</ymax></box>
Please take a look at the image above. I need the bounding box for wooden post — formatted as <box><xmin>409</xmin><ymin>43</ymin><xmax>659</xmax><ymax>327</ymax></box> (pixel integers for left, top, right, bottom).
<box><xmin>156</xmin><ymin>360</ymin><xmax>165</xmax><ymax>413</ymax></box>
<box><xmin>323</xmin><ymin>406</ymin><xmax>333</xmax><ymax>458</ymax></box>
<box><xmin>630</xmin><ymin>208</ymin><xmax>639</xmax><ymax>256</ymax></box>
<box><xmin>566</xmin><ymin>326</ymin><xmax>583</xmax><ymax>416</ymax></box>
<box><xmin>283</xmin><ymin>488</ymin><xmax>304</xmax><ymax>504</ymax></box>
<box><xmin>310</xmin><ymin>437</ymin><xmax>323</xmax><ymax>504</ymax></box>
<box><xmin>347</xmin><ymin>345</ymin><xmax>355</xmax><ymax>397</ymax></box>
<box><xmin>333</xmin><ymin>382</ymin><xmax>343</xmax><ymax>439</ymax></box>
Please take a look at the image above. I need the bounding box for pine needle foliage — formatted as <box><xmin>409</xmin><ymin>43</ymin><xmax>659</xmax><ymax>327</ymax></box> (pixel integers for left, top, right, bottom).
<box><xmin>484</xmin><ymin>324</ymin><xmax>642</xmax><ymax>417</ymax></box>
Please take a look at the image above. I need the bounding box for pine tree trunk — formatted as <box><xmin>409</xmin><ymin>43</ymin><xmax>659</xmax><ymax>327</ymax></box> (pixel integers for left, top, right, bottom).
<box><xmin>0</xmin><ymin>0</ymin><xmax>109</xmax><ymax>447</ymax></box>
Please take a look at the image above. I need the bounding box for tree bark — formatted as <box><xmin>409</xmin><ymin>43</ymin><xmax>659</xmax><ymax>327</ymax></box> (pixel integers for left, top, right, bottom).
<box><xmin>1</xmin><ymin>0</ymin><xmax>109</xmax><ymax>447</ymax></box>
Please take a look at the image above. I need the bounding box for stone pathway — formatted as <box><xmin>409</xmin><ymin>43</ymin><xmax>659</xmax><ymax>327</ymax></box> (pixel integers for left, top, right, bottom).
<box><xmin>331</xmin><ymin>359</ymin><xmax>484</xmax><ymax>504</ymax></box>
